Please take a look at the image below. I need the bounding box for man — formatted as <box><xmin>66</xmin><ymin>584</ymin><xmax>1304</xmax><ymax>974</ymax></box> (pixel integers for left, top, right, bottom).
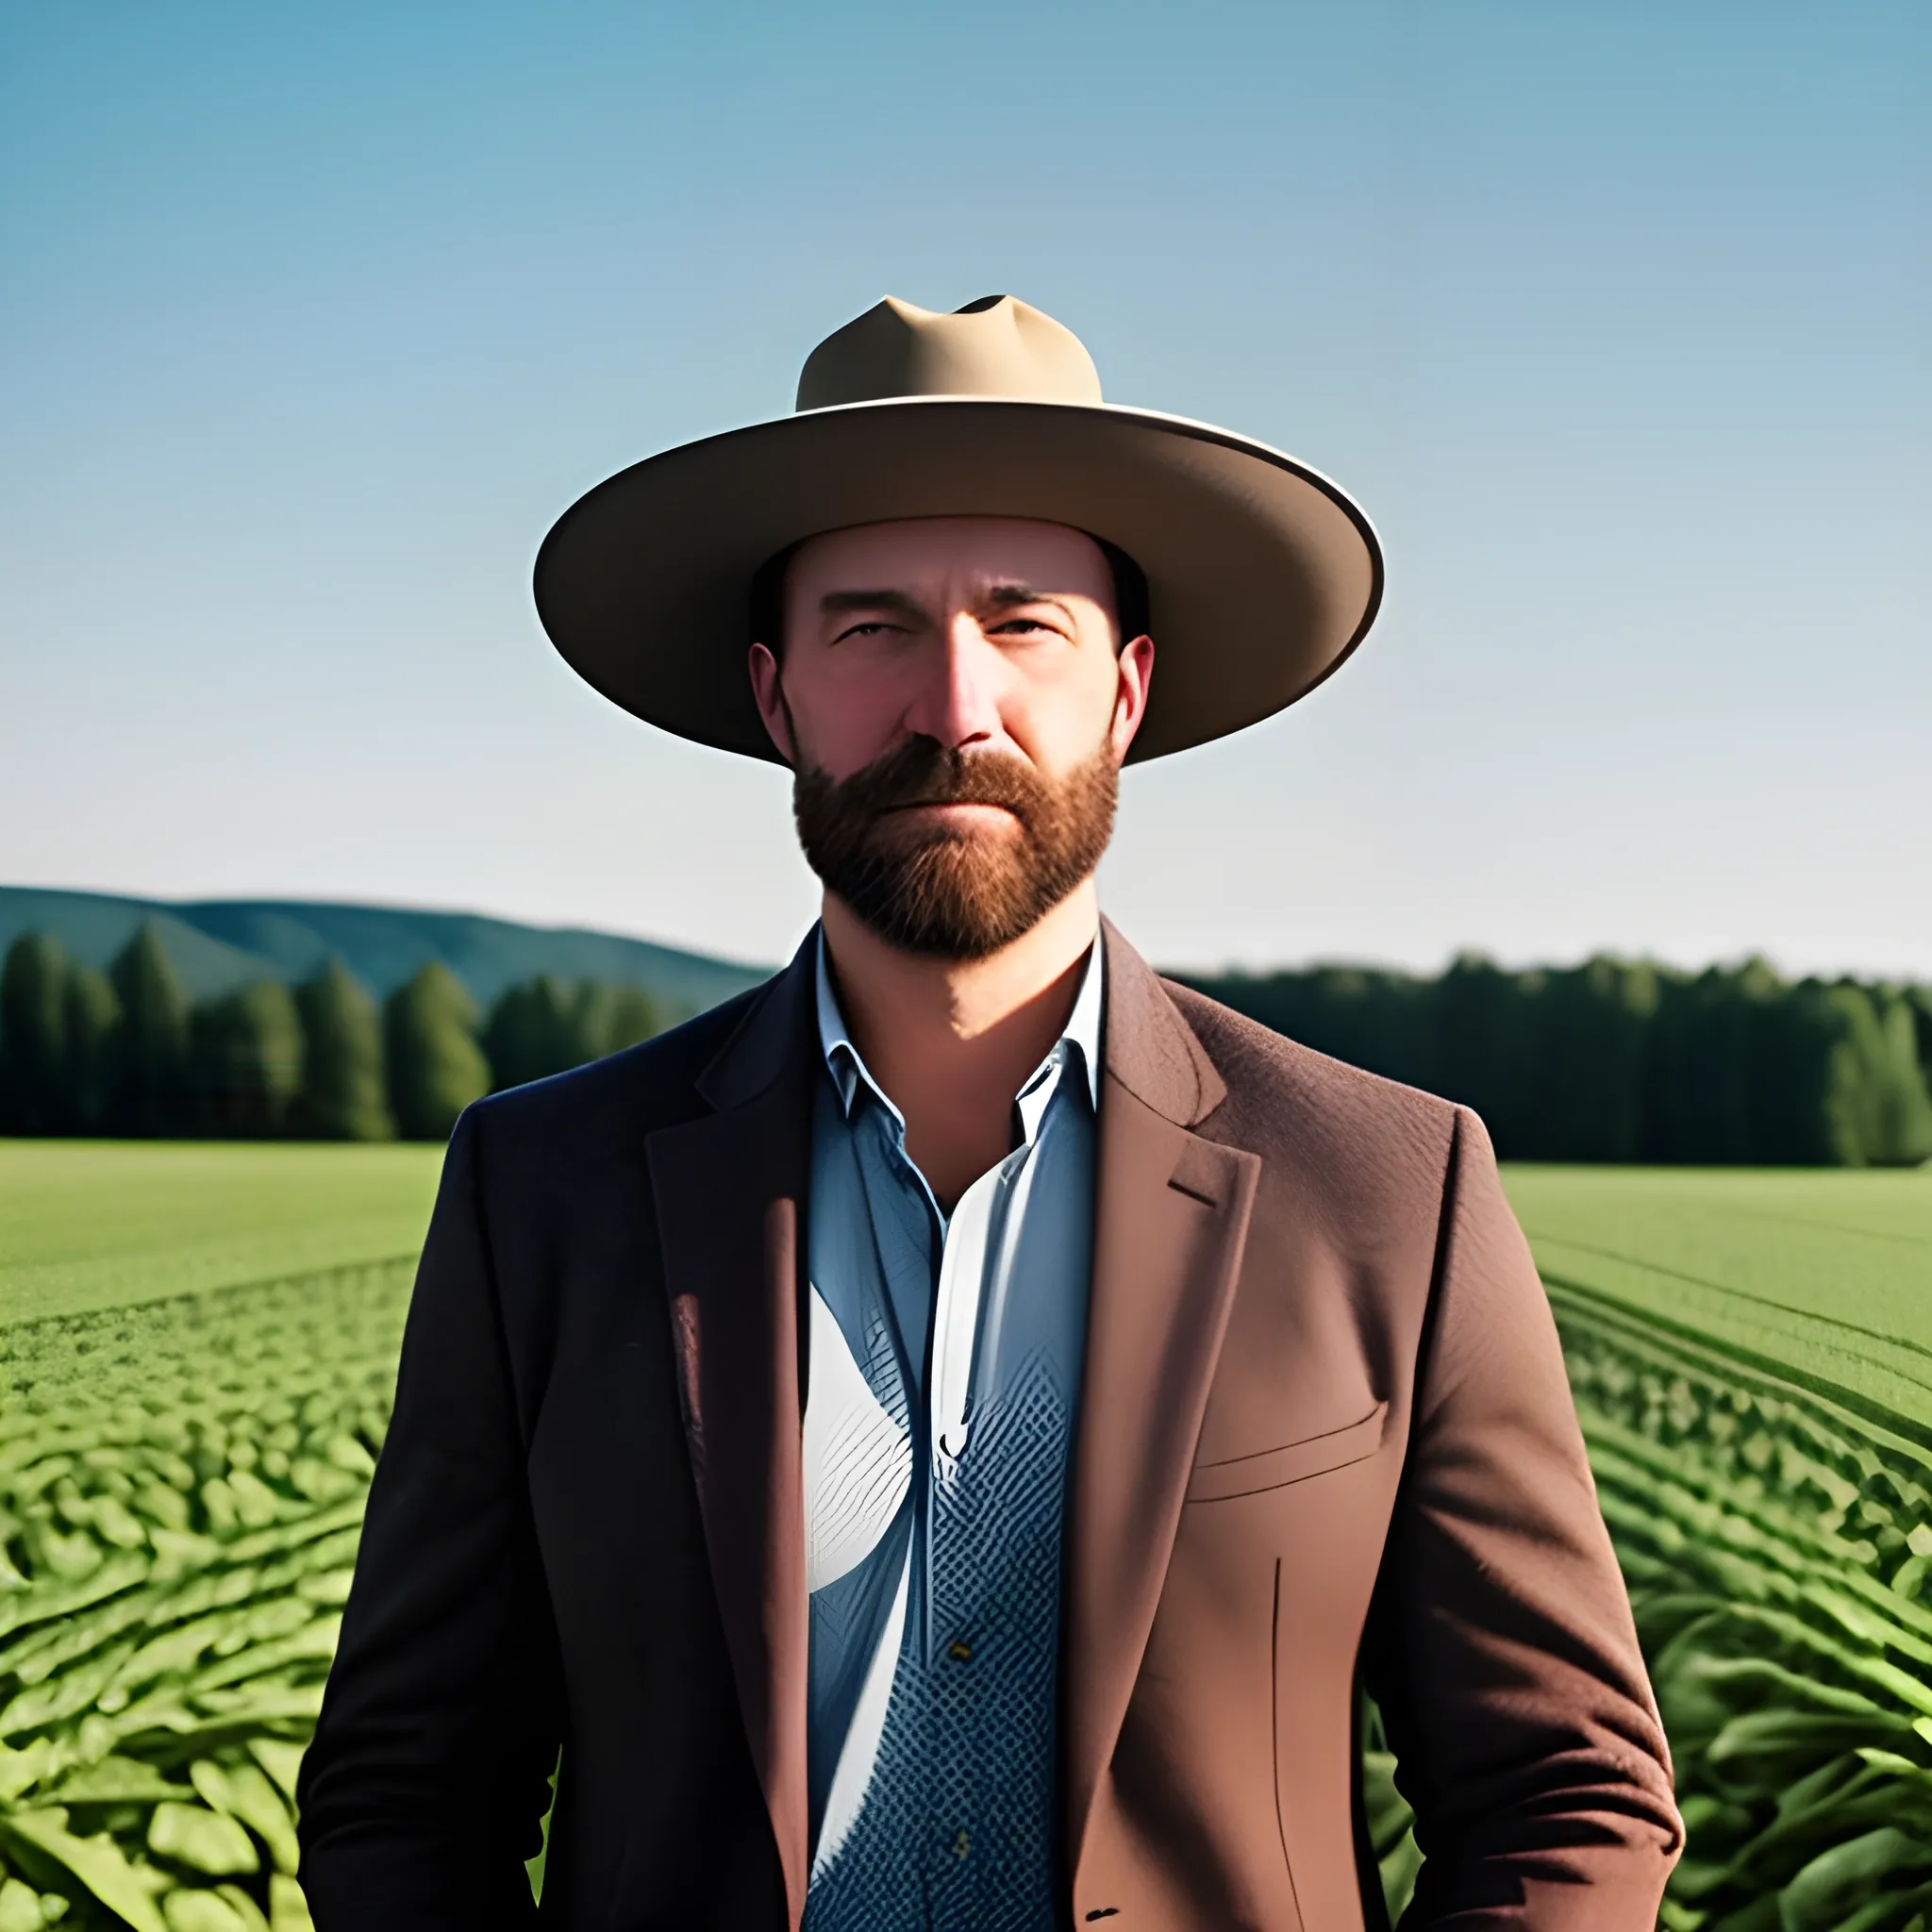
<box><xmin>297</xmin><ymin>295</ymin><xmax>1681</xmax><ymax>1929</ymax></box>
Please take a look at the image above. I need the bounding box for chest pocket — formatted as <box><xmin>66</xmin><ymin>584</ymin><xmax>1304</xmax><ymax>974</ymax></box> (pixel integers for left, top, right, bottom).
<box><xmin>1184</xmin><ymin>1399</ymin><xmax>1389</xmax><ymax>1503</ymax></box>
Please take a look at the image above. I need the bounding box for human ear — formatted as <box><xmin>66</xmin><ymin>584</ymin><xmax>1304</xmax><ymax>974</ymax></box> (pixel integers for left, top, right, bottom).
<box><xmin>747</xmin><ymin>641</ymin><xmax>797</xmax><ymax>765</ymax></box>
<box><xmin>1108</xmin><ymin>632</ymin><xmax>1155</xmax><ymax>761</ymax></box>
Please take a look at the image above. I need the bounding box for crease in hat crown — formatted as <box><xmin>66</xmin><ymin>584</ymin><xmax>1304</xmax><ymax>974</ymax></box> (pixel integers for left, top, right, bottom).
<box><xmin>794</xmin><ymin>294</ymin><xmax>1105</xmax><ymax>411</ymax></box>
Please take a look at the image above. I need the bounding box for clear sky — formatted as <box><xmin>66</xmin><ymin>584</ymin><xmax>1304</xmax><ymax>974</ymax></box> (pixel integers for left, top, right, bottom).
<box><xmin>4</xmin><ymin>1</ymin><xmax>1925</xmax><ymax>978</ymax></box>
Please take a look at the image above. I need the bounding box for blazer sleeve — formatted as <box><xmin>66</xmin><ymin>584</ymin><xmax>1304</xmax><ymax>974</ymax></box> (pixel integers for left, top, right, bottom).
<box><xmin>1361</xmin><ymin>1107</ymin><xmax>1683</xmax><ymax>1930</ymax></box>
<box><xmin>296</xmin><ymin>1108</ymin><xmax>565</xmax><ymax>1929</ymax></box>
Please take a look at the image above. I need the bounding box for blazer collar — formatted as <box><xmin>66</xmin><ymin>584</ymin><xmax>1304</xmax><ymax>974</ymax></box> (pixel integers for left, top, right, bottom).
<box><xmin>723</xmin><ymin>913</ymin><xmax>1212</xmax><ymax>1123</ymax></box>
<box><xmin>694</xmin><ymin>925</ymin><xmax>819</xmax><ymax>1113</ymax></box>
<box><xmin>1097</xmin><ymin>913</ymin><xmax>1226</xmax><ymax>1127</ymax></box>
<box><xmin>816</xmin><ymin>920</ymin><xmax>1108</xmax><ymax>1124</ymax></box>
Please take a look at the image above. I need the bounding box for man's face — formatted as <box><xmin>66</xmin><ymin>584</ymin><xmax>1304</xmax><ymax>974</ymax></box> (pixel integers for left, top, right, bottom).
<box><xmin>747</xmin><ymin>516</ymin><xmax>1154</xmax><ymax>959</ymax></box>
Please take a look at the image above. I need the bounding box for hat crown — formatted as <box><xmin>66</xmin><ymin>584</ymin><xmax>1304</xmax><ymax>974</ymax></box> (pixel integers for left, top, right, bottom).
<box><xmin>795</xmin><ymin>294</ymin><xmax>1104</xmax><ymax>412</ymax></box>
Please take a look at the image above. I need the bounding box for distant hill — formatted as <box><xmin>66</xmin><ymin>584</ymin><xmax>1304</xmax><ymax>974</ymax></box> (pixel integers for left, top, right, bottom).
<box><xmin>0</xmin><ymin>887</ymin><xmax>774</xmax><ymax>1017</ymax></box>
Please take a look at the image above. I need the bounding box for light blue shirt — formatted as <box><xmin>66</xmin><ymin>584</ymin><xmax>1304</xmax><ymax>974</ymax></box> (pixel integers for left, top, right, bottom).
<box><xmin>801</xmin><ymin>924</ymin><xmax>1102</xmax><ymax>1932</ymax></box>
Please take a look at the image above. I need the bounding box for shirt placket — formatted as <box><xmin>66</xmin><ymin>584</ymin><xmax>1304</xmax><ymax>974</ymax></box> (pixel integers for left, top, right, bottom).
<box><xmin>836</xmin><ymin>1037</ymin><xmax>1075</xmax><ymax>1927</ymax></box>
<box><xmin>926</xmin><ymin>1055</ymin><xmax>1070</xmax><ymax>1922</ymax></box>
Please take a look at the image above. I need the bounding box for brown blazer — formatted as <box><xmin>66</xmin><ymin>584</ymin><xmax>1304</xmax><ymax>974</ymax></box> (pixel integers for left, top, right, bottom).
<box><xmin>297</xmin><ymin>921</ymin><xmax>1681</xmax><ymax>1930</ymax></box>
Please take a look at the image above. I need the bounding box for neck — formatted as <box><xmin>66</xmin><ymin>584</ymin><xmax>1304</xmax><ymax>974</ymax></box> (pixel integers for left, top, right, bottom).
<box><xmin>820</xmin><ymin>883</ymin><xmax>1099</xmax><ymax>1212</ymax></box>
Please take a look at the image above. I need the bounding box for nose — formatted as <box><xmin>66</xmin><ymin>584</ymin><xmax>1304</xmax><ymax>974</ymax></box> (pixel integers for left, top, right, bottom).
<box><xmin>901</xmin><ymin>610</ymin><xmax>1005</xmax><ymax>751</ymax></box>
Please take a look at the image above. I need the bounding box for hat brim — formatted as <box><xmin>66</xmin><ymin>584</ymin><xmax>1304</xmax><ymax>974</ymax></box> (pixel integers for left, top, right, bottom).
<box><xmin>532</xmin><ymin>397</ymin><xmax>1383</xmax><ymax>764</ymax></box>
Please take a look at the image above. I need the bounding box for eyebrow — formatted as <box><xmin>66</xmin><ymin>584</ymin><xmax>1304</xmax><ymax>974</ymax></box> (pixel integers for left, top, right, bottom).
<box><xmin>820</xmin><ymin>589</ymin><xmax>929</xmax><ymax>622</ymax></box>
<box><xmin>985</xmin><ymin>584</ymin><xmax>1075</xmax><ymax>620</ymax></box>
<box><xmin>815</xmin><ymin>583</ymin><xmax>1077</xmax><ymax>626</ymax></box>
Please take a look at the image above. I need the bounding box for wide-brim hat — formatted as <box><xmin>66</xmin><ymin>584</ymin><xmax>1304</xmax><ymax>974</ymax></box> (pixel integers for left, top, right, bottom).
<box><xmin>534</xmin><ymin>294</ymin><xmax>1383</xmax><ymax>764</ymax></box>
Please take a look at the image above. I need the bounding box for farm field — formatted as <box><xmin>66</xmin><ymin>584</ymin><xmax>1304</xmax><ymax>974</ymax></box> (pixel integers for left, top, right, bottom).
<box><xmin>1491</xmin><ymin>1166</ymin><xmax>1932</xmax><ymax>1932</ymax></box>
<box><xmin>1505</xmin><ymin>1166</ymin><xmax>1932</xmax><ymax>1433</ymax></box>
<box><xmin>2</xmin><ymin>1144</ymin><xmax>1928</xmax><ymax>1929</ymax></box>
<box><xmin>1</xmin><ymin>1143</ymin><xmax>442</xmax><ymax>1329</ymax></box>
<box><xmin>0</xmin><ymin>1142</ymin><xmax>440</xmax><ymax>1931</ymax></box>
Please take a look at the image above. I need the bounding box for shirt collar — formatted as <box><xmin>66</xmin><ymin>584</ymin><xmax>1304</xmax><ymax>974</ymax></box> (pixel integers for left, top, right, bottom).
<box><xmin>814</xmin><ymin>921</ymin><xmax>1105</xmax><ymax>1130</ymax></box>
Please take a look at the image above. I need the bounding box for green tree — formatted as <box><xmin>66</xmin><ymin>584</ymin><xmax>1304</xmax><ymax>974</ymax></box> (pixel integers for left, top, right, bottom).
<box><xmin>1530</xmin><ymin>958</ymin><xmax>1657</xmax><ymax>1162</ymax></box>
<box><xmin>293</xmin><ymin>958</ymin><xmax>394</xmax><ymax>1141</ymax></box>
<box><xmin>1172</xmin><ymin>964</ymin><xmax>1439</xmax><ymax>1094</ymax></box>
<box><xmin>1813</xmin><ymin>983</ymin><xmax>1932</xmax><ymax>1168</ymax></box>
<box><xmin>1167</xmin><ymin>952</ymin><xmax>1932</xmax><ymax>1168</ymax></box>
<box><xmin>1435</xmin><ymin>955</ymin><xmax>1542</xmax><ymax>1158</ymax></box>
<box><xmin>483</xmin><ymin>975</ymin><xmax>591</xmax><ymax>1091</ymax></box>
<box><xmin>481</xmin><ymin>976</ymin><xmax>665</xmax><ymax>1091</ymax></box>
<box><xmin>386</xmin><ymin>962</ymin><xmax>491</xmax><ymax>1140</ymax></box>
<box><xmin>1886</xmin><ymin>991</ymin><xmax>1932</xmax><ymax>1166</ymax></box>
<box><xmin>1641</xmin><ymin>971</ymin><xmax>1932</xmax><ymax>1168</ymax></box>
<box><xmin>0</xmin><ymin>931</ymin><xmax>71</xmax><ymax>1134</ymax></box>
<box><xmin>1907</xmin><ymin>985</ymin><xmax>1932</xmax><ymax>1091</ymax></box>
<box><xmin>190</xmin><ymin>978</ymin><xmax>306</xmax><ymax>1136</ymax></box>
<box><xmin>585</xmin><ymin>981</ymin><xmax>666</xmax><ymax>1058</ymax></box>
<box><xmin>109</xmin><ymin>923</ymin><xmax>191</xmax><ymax>1136</ymax></box>
<box><xmin>1642</xmin><ymin>961</ymin><xmax>1784</xmax><ymax>1163</ymax></box>
<box><xmin>63</xmin><ymin>963</ymin><xmax>124</xmax><ymax>1135</ymax></box>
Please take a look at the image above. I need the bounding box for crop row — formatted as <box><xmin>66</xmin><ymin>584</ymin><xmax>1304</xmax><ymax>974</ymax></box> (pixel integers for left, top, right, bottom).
<box><xmin>0</xmin><ymin>1259</ymin><xmax>413</xmax><ymax>1931</ymax></box>
<box><xmin>1564</xmin><ymin>1282</ymin><xmax>1932</xmax><ymax>1932</ymax></box>
<box><xmin>10</xmin><ymin>1245</ymin><xmax>1930</xmax><ymax>1929</ymax></box>
<box><xmin>1369</xmin><ymin>1279</ymin><xmax>1932</xmax><ymax>1930</ymax></box>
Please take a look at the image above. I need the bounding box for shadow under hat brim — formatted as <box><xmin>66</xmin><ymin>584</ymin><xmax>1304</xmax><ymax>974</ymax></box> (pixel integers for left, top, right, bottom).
<box><xmin>532</xmin><ymin>396</ymin><xmax>1383</xmax><ymax>764</ymax></box>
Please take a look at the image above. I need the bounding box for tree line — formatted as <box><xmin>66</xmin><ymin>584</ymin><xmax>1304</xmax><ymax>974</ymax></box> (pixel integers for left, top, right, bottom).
<box><xmin>1181</xmin><ymin>954</ymin><xmax>1932</xmax><ymax>1167</ymax></box>
<box><xmin>0</xmin><ymin>923</ymin><xmax>671</xmax><ymax>1142</ymax></box>
<box><xmin>5</xmin><ymin>925</ymin><xmax>1930</xmax><ymax>1164</ymax></box>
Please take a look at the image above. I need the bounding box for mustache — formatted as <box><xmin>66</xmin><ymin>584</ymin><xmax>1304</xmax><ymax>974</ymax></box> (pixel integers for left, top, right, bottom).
<box><xmin>810</xmin><ymin>734</ymin><xmax>1050</xmax><ymax>826</ymax></box>
<box><xmin>791</xmin><ymin>727</ymin><xmax>1121</xmax><ymax>959</ymax></box>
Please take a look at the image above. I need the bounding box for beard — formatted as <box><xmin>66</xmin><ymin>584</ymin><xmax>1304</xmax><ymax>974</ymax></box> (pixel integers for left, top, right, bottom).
<box><xmin>791</xmin><ymin>731</ymin><xmax>1119</xmax><ymax>960</ymax></box>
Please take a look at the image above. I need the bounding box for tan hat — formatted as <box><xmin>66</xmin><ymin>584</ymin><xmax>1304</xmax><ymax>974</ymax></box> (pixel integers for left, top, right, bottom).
<box><xmin>533</xmin><ymin>294</ymin><xmax>1382</xmax><ymax>763</ymax></box>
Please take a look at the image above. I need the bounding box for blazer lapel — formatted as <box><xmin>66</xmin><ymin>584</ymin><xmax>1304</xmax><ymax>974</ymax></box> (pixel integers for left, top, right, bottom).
<box><xmin>1062</xmin><ymin>921</ymin><xmax>1261</xmax><ymax>1874</ymax></box>
<box><xmin>646</xmin><ymin>935</ymin><xmax>817</xmax><ymax>1929</ymax></box>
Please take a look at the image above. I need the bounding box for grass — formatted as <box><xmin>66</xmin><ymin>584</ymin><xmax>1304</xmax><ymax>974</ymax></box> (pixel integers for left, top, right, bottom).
<box><xmin>1503</xmin><ymin>1166</ymin><xmax>1932</xmax><ymax>1434</ymax></box>
<box><xmin>0</xmin><ymin>1141</ymin><xmax>443</xmax><ymax>1327</ymax></box>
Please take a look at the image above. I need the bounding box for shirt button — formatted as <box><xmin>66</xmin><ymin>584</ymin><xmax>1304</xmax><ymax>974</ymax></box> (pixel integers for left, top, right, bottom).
<box><xmin>953</xmin><ymin>1829</ymin><xmax>971</xmax><ymax>1860</ymax></box>
<box><xmin>946</xmin><ymin>1639</ymin><xmax>973</xmax><ymax>1662</ymax></box>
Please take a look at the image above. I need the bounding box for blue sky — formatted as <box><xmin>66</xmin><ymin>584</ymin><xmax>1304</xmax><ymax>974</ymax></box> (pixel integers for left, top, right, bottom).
<box><xmin>4</xmin><ymin>1</ymin><xmax>1925</xmax><ymax>975</ymax></box>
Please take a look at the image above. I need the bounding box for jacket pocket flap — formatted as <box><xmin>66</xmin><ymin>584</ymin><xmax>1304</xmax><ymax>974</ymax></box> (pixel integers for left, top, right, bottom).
<box><xmin>1185</xmin><ymin>1400</ymin><xmax>1390</xmax><ymax>1503</ymax></box>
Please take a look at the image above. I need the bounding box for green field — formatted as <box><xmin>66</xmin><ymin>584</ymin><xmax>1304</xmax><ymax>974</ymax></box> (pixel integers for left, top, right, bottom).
<box><xmin>1</xmin><ymin>1142</ymin><xmax>440</xmax><ymax>1932</ymax></box>
<box><xmin>2</xmin><ymin>1144</ymin><xmax>1929</xmax><ymax>1929</ymax></box>
<box><xmin>1</xmin><ymin>1143</ymin><xmax>442</xmax><ymax>1329</ymax></box>
<box><xmin>1507</xmin><ymin>1167</ymin><xmax>1932</xmax><ymax>1434</ymax></box>
<box><xmin>1498</xmin><ymin>1166</ymin><xmax>1932</xmax><ymax>1932</ymax></box>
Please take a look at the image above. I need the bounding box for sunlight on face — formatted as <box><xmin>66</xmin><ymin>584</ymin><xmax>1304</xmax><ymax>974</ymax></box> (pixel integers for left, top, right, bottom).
<box><xmin>749</xmin><ymin>515</ymin><xmax>1145</xmax><ymax>785</ymax></box>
